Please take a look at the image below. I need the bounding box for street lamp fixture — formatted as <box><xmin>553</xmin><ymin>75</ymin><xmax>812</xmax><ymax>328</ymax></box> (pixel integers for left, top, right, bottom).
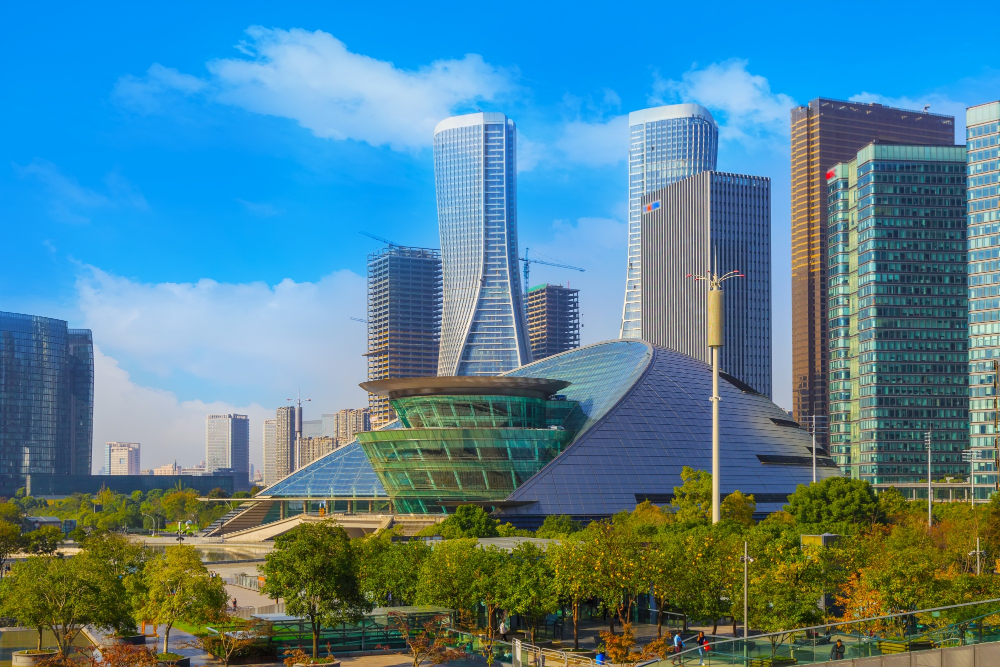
<box><xmin>687</xmin><ymin>268</ymin><xmax>744</xmax><ymax>524</ymax></box>
<box><xmin>740</xmin><ymin>541</ymin><xmax>755</xmax><ymax>645</ymax></box>
<box><xmin>141</xmin><ymin>512</ymin><xmax>158</xmax><ymax>537</ymax></box>
<box><xmin>969</xmin><ymin>537</ymin><xmax>985</xmax><ymax>576</ymax></box>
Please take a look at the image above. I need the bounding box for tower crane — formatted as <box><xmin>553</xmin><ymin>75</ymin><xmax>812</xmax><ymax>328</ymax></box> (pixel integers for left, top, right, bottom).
<box><xmin>519</xmin><ymin>248</ymin><xmax>584</xmax><ymax>299</ymax></box>
<box><xmin>359</xmin><ymin>231</ymin><xmax>400</xmax><ymax>247</ymax></box>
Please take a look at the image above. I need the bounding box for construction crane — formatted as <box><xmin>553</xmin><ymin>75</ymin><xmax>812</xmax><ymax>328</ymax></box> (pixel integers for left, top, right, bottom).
<box><xmin>519</xmin><ymin>248</ymin><xmax>584</xmax><ymax>299</ymax></box>
<box><xmin>350</xmin><ymin>317</ymin><xmax>368</xmax><ymax>324</ymax></box>
<box><xmin>359</xmin><ymin>231</ymin><xmax>400</xmax><ymax>247</ymax></box>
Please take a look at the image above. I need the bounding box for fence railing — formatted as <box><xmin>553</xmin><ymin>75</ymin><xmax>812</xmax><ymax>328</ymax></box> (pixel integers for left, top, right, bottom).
<box><xmin>226</xmin><ymin>573</ymin><xmax>262</xmax><ymax>591</ymax></box>
<box><xmin>642</xmin><ymin>597</ymin><xmax>1000</xmax><ymax>666</ymax></box>
<box><xmin>443</xmin><ymin>629</ymin><xmax>595</xmax><ymax>667</ymax></box>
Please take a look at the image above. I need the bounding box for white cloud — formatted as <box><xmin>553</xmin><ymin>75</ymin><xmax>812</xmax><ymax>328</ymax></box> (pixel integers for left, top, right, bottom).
<box><xmin>526</xmin><ymin>216</ymin><xmax>628</xmax><ymax>344</ymax></box>
<box><xmin>555</xmin><ymin>115</ymin><xmax>628</xmax><ymax>167</ymax></box>
<box><xmin>115</xmin><ymin>27</ymin><xmax>516</xmax><ymax>151</ymax></box>
<box><xmin>15</xmin><ymin>159</ymin><xmax>148</xmax><ymax>224</ymax></box>
<box><xmin>77</xmin><ymin>265</ymin><xmax>370</xmax><ymax>470</ymax></box>
<box><xmin>236</xmin><ymin>198</ymin><xmax>283</xmax><ymax>217</ymax></box>
<box><xmin>651</xmin><ymin>59</ymin><xmax>796</xmax><ymax>146</ymax></box>
<box><xmin>93</xmin><ymin>347</ymin><xmax>272</xmax><ymax>472</ymax></box>
<box><xmin>849</xmin><ymin>92</ymin><xmax>966</xmax><ymax>140</ymax></box>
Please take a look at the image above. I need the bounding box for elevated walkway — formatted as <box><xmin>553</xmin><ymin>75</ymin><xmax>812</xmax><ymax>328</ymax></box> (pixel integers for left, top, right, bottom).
<box><xmin>220</xmin><ymin>513</ymin><xmax>393</xmax><ymax>542</ymax></box>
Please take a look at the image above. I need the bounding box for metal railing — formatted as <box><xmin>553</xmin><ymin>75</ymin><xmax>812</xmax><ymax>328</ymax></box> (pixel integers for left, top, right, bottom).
<box><xmin>443</xmin><ymin>629</ymin><xmax>595</xmax><ymax>667</ymax></box>
<box><xmin>642</xmin><ymin>597</ymin><xmax>1000</xmax><ymax>665</ymax></box>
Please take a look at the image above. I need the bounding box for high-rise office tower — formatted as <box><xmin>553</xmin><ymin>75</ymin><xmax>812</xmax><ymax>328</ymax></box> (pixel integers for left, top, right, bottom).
<box><xmin>527</xmin><ymin>284</ymin><xmax>580</xmax><ymax>361</ymax></box>
<box><xmin>621</xmin><ymin>104</ymin><xmax>719</xmax><ymax>340</ymax></box>
<box><xmin>330</xmin><ymin>408</ymin><xmax>371</xmax><ymax>442</ymax></box>
<box><xmin>297</xmin><ymin>436</ymin><xmax>337</xmax><ymax>468</ymax></box>
<box><xmin>366</xmin><ymin>245</ymin><xmax>442</xmax><ymax>427</ymax></box>
<box><xmin>827</xmin><ymin>143</ymin><xmax>967</xmax><ymax>484</ymax></box>
<box><xmin>966</xmin><ymin>101</ymin><xmax>1000</xmax><ymax>495</ymax></box>
<box><xmin>0</xmin><ymin>312</ymin><xmax>93</xmax><ymax>494</ymax></box>
<box><xmin>105</xmin><ymin>442</ymin><xmax>140</xmax><ymax>475</ymax></box>
<box><xmin>790</xmin><ymin>99</ymin><xmax>955</xmax><ymax>449</ymax></box>
<box><xmin>640</xmin><ymin>172</ymin><xmax>772</xmax><ymax>396</ymax></box>
<box><xmin>262</xmin><ymin>419</ymin><xmax>277</xmax><ymax>487</ymax></box>
<box><xmin>205</xmin><ymin>414</ymin><xmax>250</xmax><ymax>485</ymax></box>
<box><xmin>434</xmin><ymin>111</ymin><xmax>531</xmax><ymax>376</ymax></box>
<box><xmin>301</xmin><ymin>419</ymin><xmax>323</xmax><ymax>438</ymax></box>
<box><xmin>275</xmin><ymin>406</ymin><xmax>295</xmax><ymax>481</ymax></box>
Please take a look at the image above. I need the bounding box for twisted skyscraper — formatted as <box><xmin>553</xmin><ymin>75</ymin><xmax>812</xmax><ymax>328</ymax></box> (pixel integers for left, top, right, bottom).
<box><xmin>621</xmin><ymin>104</ymin><xmax>718</xmax><ymax>339</ymax></box>
<box><xmin>434</xmin><ymin>112</ymin><xmax>530</xmax><ymax>376</ymax></box>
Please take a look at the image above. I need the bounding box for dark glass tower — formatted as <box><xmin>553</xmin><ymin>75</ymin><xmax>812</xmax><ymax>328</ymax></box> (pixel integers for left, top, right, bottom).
<box><xmin>827</xmin><ymin>143</ymin><xmax>967</xmax><ymax>483</ymax></box>
<box><xmin>0</xmin><ymin>312</ymin><xmax>94</xmax><ymax>494</ymax></box>
<box><xmin>791</xmin><ymin>99</ymin><xmax>955</xmax><ymax>450</ymax></box>
<box><xmin>366</xmin><ymin>245</ymin><xmax>442</xmax><ymax>428</ymax></box>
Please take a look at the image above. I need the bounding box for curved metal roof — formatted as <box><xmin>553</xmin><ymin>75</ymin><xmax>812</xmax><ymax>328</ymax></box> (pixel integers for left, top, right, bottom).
<box><xmin>359</xmin><ymin>376</ymin><xmax>570</xmax><ymax>399</ymax></box>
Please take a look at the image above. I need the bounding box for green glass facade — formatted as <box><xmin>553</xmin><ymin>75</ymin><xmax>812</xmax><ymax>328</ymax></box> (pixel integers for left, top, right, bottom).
<box><xmin>356</xmin><ymin>394</ymin><xmax>580</xmax><ymax>513</ymax></box>
<box><xmin>827</xmin><ymin>143</ymin><xmax>968</xmax><ymax>484</ymax></box>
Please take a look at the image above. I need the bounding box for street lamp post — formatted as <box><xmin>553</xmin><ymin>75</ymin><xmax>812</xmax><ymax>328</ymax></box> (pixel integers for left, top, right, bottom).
<box><xmin>927</xmin><ymin>431</ymin><xmax>933</xmax><ymax>528</ymax></box>
<box><xmin>141</xmin><ymin>512</ymin><xmax>158</xmax><ymax>537</ymax></box>
<box><xmin>688</xmin><ymin>267</ymin><xmax>744</xmax><ymax>524</ymax></box>
<box><xmin>740</xmin><ymin>541</ymin><xmax>755</xmax><ymax>656</ymax></box>
<box><xmin>969</xmin><ymin>537</ymin><xmax>985</xmax><ymax>576</ymax></box>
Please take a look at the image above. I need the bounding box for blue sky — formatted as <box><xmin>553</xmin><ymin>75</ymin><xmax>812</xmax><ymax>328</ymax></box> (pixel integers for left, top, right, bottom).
<box><xmin>2</xmin><ymin>2</ymin><xmax>996</xmax><ymax>471</ymax></box>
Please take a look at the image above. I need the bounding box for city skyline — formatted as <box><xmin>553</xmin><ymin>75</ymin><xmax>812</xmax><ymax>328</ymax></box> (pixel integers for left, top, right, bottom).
<box><xmin>3</xmin><ymin>4</ymin><xmax>997</xmax><ymax>473</ymax></box>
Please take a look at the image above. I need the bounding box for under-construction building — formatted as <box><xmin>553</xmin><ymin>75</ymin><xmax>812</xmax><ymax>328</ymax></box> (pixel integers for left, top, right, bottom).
<box><xmin>527</xmin><ymin>284</ymin><xmax>580</xmax><ymax>361</ymax></box>
<box><xmin>366</xmin><ymin>245</ymin><xmax>442</xmax><ymax>428</ymax></box>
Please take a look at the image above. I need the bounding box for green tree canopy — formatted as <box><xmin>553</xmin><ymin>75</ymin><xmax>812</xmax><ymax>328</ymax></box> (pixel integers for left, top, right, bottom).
<box><xmin>139</xmin><ymin>545</ymin><xmax>228</xmax><ymax>653</ymax></box>
<box><xmin>497</xmin><ymin>542</ymin><xmax>558</xmax><ymax>644</ymax></box>
<box><xmin>784</xmin><ymin>477</ymin><xmax>882</xmax><ymax>528</ymax></box>
<box><xmin>356</xmin><ymin>531</ymin><xmax>431</xmax><ymax>607</ymax></box>
<box><xmin>415</xmin><ymin>538</ymin><xmax>480</xmax><ymax>625</ymax></box>
<box><xmin>421</xmin><ymin>505</ymin><xmax>499</xmax><ymax>539</ymax></box>
<box><xmin>535</xmin><ymin>515</ymin><xmax>582</xmax><ymax>538</ymax></box>
<box><xmin>0</xmin><ymin>520</ymin><xmax>24</xmax><ymax>577</ymax></box>
<box><xmin>670</xmin><ymin>467</ymin><xmax>712</xmax><ymax>524</ymax></box>
<box><xmin>261</xmin><ymin>521</ymin><xmax>371</xmax><ymax>659</ymax></box>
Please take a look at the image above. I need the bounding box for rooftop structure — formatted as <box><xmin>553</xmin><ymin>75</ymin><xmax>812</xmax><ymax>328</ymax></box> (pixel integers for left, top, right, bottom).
<box><xmin>105</xmin><ymin>442</ymin><xmax>140</xmax><ymax>476</ymax></box>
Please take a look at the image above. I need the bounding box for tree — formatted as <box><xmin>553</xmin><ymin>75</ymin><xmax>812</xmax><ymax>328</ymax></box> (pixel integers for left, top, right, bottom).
<box><xmin>721</xmin><ymin>491</ymin><xmax>756</xmax><ymax>527</ymax></box>
<box><xmin>469</xmin><ymin>545</ymin><xmax>508</xmax><ymax>638</ymax></box>
<box><xmin>645</xmin><ymin>530</ymin><xmax>687</xmax><ymax>637</ymax></box>
<box><xmin>549</xmin><ymin>536</ymin><xmax>593</xmax><ymax>648</ymax></box>
<box><xmin>262</xmin><ymin>521</ymin><xmax>371</xmax><ymax>659</ymax></box>
<box><xmin>670</xmin><ymin>467</ymin><xmax>712</xmax><ymax>524</ymax></box>
<box><xmin>599</xmin><ymin>624</ymin><xmax>658</xmax><ymax>667</ymax></box>
<box><xmin>160</xmin><ymin>489</ymin><xmax>200</xmax><ymax>524</ymax></box>
<box><xmin>139</xmin><ymin>545</ymin><xmax>228</xmax><ymax>653</ymax></box>
<box><xmin>415</xmin><ymin>539</ymin><xmax>480</xmax><ymax>624</ymax></box>
<box><xmin>387</xmin><ymin>613</ymin><xmax>464</xmax><ymax>667</ymax></box>
<box><xmin>536</xmin><ymin>515</ymin><xmax>582</xmax><ymax>538</ymax></box>
<box><xmin>83</xmin><ymin>532</ymin><xmax>151</xmax><ymax>635</ymax></box>
<box><xmin>0</xmin><ymin>520</ymin><xmax>24</xmax><ymax>577</ymax></box>
<box><xmin>356</xmin><ymin>531</ymin><xmax>430</xmax><ymax>607</ymax></box>
<box><xmin>784</xmin><ymin>477</ymin><xmax>882</xmax><ymax>528</ymax></box>
<box><xmin>0</xmin><ymin>501</ymin><xmax>24</xmax><ymax>527</ymax></box>
<box><xmin>0</xmin><ymin>554</ymin><xmax>131</xmax><ymax>656</ymax></box>
<box><xmin>419</xmin><ymin>505</ymin><xmax>499</xmax><ymax>539</ymax></box>
<box><xmin>584</xmin><ymin>519</ymin><xmax>646</xmax><ymax>634</ymax></box>
<box><xmin>497</xmin><ymin>542</ymin><xmax>558</xmax><ymax>644</ymax></box>
<box><xmin>25</xmin><ymin>526</ymin><xmax>63</xmax><ymax>555</ymax></box>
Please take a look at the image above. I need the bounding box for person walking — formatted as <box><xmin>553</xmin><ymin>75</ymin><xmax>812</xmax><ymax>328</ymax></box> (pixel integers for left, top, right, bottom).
<box><xmin>695</xmin><ymin>631</ymin><xmax>709</xmax><ymax>666</ymax></box>
<box><xmin>498</xmin><ymin>618</ymin><xmax>508</xmax><ymax>642</ymax></box>
<box><xmin>670</xmin><ymin>631</ymin><xmax>685</xmax><ymax>665</ymax></box>
<box><xmin>830</xmin><ymin>639</ymin><xmax>846</xmax><ymax>661</ymax></box>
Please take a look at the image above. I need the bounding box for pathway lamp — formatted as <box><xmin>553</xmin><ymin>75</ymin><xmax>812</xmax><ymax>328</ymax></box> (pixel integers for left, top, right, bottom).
<box><xmin>970</xmin><ymin>537</ymin><xmax>985</xmax><ymax>576</ymax></box>
<box><xmin>740</xmin><ymin>541</ymin><xmax>755</xmax><ymax>660</ymax></box>
<box><xmin>142</xmin><ymin>512</ymin><xmax>158</xmax><ymax>536</ymax></box>
<box><xmin>687</xmin><ymin>267</ymin><xmax>744</xmax><ymax>523</ymax></box>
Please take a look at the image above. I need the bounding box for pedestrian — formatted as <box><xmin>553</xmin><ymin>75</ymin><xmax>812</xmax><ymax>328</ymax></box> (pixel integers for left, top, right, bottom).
<box><xmin>830</xmin><ymin>639</ymin><xmax>845</xmax><ymax>661</ymax></box>
<box><xmin>232</xmin><ymin>597</ymin><xmax>238</xmax><ymax>610</ymax></box>
<box><xmin>498</xmin><ymin>618</ymin><xmax>508</xmax><ymax>642</ymax></box>
<box><xmin>696</xmin><ymin>631</ymin><xmax>709</xmax><ymax>666</ymax></box>
<box><xmin>671</xmin><ymin>631</ymin><xmax>684</xmax><ymax>665</ymax></box>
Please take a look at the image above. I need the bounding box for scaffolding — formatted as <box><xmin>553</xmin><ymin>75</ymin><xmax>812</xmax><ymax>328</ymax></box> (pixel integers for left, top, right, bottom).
<box><xmin>526</xmin><ymin>284</ymin><xmax>580</xmax><ymax>361</ymax></box>
<box><xmin>366</xmin><ymin>246</ymin><xmax>442</xmax><ymax>428</ymax></box>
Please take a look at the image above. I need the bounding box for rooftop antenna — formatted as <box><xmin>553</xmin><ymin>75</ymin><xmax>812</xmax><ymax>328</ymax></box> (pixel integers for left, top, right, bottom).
<box><xmin>286</xmin><ymin>389</ymin><xmax>312</xmax><ymax>441</ymax></box>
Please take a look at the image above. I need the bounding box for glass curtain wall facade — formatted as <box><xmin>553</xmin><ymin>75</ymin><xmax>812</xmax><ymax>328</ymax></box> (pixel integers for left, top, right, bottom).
<box><xmin>366</xmin><ymin>245</ymin><xmax>442</xmax><ymax>428</ymax></box>
<box><xmin>621</xmin><ymin>104</ymin><xmax>718</xmax><ymax>339</ymax></box>
<box><xmin>966</xmin><ymin>101</ymin><xmax>1000</xmax><ymax>494</ymax></box>
<box><xmin>526</xmin><ymin>284</ymin><xmax>580</xmax><ymax>361</ymax></box>
<box><xmin>639</xmin><ymin>171</ymin><xmax>772</xmax><ymax>396</ymax></box>
<box><xmin>0</xmin><ymin>311</ymin><xmax>93</xmax><ymax>494</ymax></box>
<box><xmin>263</xmin><ymin>419</ymin><xmax>277</xmax><ymax>487</ymax></box>
<box><xmin>827</xmin><ymin>144</ymin><xmax>968</xmax><ymax>484</ymax></box>
<box><xmin>434</xmin><ymin>112</ymin><xmax>530</xmax><ymax>376</ymax></box>
<box><xmin>206</xmin><ymin>414</ymin><xmax>250</xmax><ymax>482</ymax></box>
<box><xmin>790</xmin><ymin>99</ymin><xmax>956</xmax><ymax>452</ymax></box>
